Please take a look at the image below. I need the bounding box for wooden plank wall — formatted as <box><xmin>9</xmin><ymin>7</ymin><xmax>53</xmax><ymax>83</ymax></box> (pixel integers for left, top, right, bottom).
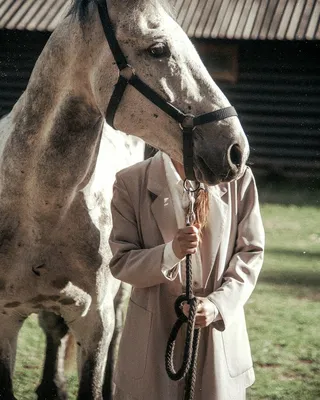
<box><xmin>0</xmin><ymin>30</ymin><xmax>49</xmax><ymax>117</ymax></box>
<box><xmin>1</xmin><ymin>31</ymin><xmax>319</xmax><ymax>179</ymax></box>
<box><xmin>201</xmin><ymin>40</ymin><xmax>320</xmax><ymax>178</ymax></box>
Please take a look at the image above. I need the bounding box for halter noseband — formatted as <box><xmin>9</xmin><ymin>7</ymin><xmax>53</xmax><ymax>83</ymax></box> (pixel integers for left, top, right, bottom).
<box><xmin>97</xmin><ymin>1</ymin><xmax>238</xmax><ymax>180</ymax></box>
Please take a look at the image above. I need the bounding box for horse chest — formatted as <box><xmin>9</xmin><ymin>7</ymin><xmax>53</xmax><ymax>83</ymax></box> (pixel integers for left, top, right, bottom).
<box><xmin>0</xmin><ymin>194</ymin><xmax>111</xmax><ymax>307</ymax></box>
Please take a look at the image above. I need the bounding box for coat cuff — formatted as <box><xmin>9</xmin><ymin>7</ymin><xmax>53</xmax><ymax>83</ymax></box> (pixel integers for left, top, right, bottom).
<box><xmin>207</xmin><ymin>295</ymin><xmax>226</xmax><ymax>331</ymax></box>
<box><xmin>161</xmin><ymin>241</ymin><xmax>183</xmax><ymax>280</ymax></box>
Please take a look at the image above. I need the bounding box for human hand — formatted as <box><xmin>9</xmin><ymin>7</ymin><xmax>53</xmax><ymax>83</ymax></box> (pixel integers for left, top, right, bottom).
<box><xmin>194</xmin><ymin>297</ymin><xmax>219</xmax><ymax>328</ymax></box>
<box><xmin>182</xmin><ymin>297</ymin><xmax>218</xmax><ymax>328</ymax></box>
<box><xmin>172</xmin><ymin>223</ymin><xmax>201</xmax><ymax>259</ymax></box>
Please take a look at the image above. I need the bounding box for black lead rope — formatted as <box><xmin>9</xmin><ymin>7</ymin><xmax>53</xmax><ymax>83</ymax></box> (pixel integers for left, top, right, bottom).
<box><xmin>165</xmin><ymin>183</ymin><xmax>201</xmax><ymax>400</ymax></box>
<box><xmin>95</xmin><ymin>0</ymin><xmax>238</xmax><ymax>181</ymax></box>
<box><xmin>165</xmin><ymin>255</ymin><xmax>201</xmax><ymax>400</ymax></box>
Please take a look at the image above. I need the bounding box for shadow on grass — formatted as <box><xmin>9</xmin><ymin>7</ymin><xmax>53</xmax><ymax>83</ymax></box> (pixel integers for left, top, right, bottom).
<box><xmin>260</xmin><ymin>270</ymin><xmax>320</xmax><ymax>288</ymax></box>
<box><xmin>255</xmin><ymin>175</ymin><xmax>320</xmax><ymax>207</ymax></box>
<box><xmin>267</xmin><ymin>248</ymin><xmax>320</xmax><ymax>259</ymax></box>
<box><xmin>263</xmin><ymin>248</ymin><xmax>320</xmax><ymax>287</ymax></box>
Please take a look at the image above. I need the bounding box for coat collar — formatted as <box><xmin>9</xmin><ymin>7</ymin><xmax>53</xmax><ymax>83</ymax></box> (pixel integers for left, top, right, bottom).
<box><xmin>147</xmin><ymin>151</ymin><xmax>228</xmax><ymax>199</ymax></box>
<box><xmin>207</xmin><ymin>181</ymin><xmax>228</xmax><ymax>200</ymax></box>
<box><xmin>148</xmin><ymin>152</ymin><xmax>177</xmax><ymax>243</ymax></box>
<box><xmin>147</xmin><ymin>151</ymin><xmax>167</xmax><ymax>196</ymax></box>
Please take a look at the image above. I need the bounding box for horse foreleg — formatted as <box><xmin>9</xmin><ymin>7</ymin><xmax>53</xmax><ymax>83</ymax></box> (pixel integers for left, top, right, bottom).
<box><xmin>66</xmin><ymin>302</ymin><xmax>114</xmax><ymax>400</ymax></box>
<box><xmin>0</xmin><ymin>314</ymin><xmax>24</xmax><ymax>400</ymax></box>
<box><xmin>36</xmin><ymin>311</ymin><xmax>69</xmax><ymax>400</ymax></box>
<box><xmin>103</xmin><ymin>282</ymin><xmax>130</xmax><ymax>400</ymax></box>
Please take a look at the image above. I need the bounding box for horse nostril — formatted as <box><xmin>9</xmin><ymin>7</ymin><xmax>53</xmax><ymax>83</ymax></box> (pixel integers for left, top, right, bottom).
<box><xmin>228</xmin><ymin>144</ymin><xmax>242</xmax><ymax>169</ymax></box>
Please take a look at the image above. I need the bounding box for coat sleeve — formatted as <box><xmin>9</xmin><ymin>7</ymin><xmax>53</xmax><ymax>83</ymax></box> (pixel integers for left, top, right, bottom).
<box><xmin>108</xmin><ymin>173</ymin><xmax>179</xmax><ymax>288</ymax></box>
<box><xmin>207</xmin><ymin>167</ymin><xmax>265</xmax><ymax>331</ymax></box>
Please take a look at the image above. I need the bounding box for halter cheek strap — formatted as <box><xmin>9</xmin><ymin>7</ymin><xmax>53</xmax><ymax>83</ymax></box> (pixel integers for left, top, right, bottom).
<box><xmin>96</xmin><ymin>1</ymin><xmax>238</xmax><ymax>181</ymax></box>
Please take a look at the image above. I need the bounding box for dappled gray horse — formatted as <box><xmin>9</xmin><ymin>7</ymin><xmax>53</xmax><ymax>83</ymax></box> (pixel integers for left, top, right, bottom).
<box><xmin>0</xmin><ymin>0</ymin><xmax>249</xmax><ymax>399</ymax></box>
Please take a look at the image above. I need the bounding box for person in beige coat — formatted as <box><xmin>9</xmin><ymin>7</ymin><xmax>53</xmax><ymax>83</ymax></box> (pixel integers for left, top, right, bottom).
<box><xmin>109</xmin><ymin>151</ymin><xmax>265</xmax><ymax>400</ymax></box>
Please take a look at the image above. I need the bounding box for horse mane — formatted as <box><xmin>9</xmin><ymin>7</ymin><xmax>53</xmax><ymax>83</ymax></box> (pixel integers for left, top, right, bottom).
<box><xmin>69</xmin><ymin>0</ymin><xmax>175</xmax><ymax>22</ymax></box>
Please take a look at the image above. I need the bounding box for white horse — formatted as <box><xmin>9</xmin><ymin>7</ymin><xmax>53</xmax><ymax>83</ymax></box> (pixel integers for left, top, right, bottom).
<box><xmin>0</xmin><ymin>0</ymin><xmax>249</xmax><ymax>399</ymax></box>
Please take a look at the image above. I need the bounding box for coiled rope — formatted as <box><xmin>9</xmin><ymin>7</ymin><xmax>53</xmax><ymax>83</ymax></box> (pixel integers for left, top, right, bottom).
<box><xmin>165</xmin><ymin>180</ymin><xmax>201</xmax><ymax>400</ymax></box>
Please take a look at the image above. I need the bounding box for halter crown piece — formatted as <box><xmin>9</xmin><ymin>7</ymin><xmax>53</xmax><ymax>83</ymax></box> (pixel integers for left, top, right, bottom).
<box><xmin>96</xmin><ymin>0</ymin><xmax>238</xmax><ymax>180</ymax></box>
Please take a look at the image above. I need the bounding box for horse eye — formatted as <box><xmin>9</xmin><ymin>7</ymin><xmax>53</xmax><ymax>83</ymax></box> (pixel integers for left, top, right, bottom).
<box><xmin>147</xmin><ymin>42</ymin><xmax>170</xmax><ymax>58</ymax></box>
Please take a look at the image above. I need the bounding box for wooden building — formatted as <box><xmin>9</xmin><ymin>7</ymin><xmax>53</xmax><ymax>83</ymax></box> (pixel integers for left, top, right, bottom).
<box><xmin>1</xmin><ymin>0</ymin><xmax>319</xmax><ymax>178</ymax></box>
<box><xmin>0</xmin><ymin>0</ymin><xmax>67</xmax><ymax>116</ymax></box>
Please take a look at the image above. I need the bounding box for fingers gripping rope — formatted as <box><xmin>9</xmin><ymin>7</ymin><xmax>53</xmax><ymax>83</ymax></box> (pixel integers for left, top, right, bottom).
<box><xmin>165</xmin><ymin>181</ymin><xmax>201</xmax><ymax>400</ymax></box>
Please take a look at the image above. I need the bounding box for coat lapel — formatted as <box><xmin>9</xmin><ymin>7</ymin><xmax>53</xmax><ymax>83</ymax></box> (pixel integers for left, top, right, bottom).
<box><xmin>147</xmin><ymin>152</ymin><xmax>177</xmax><ymax>244</ymax></box>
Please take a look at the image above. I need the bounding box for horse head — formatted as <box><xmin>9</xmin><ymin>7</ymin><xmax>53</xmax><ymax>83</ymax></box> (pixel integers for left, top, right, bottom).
<box><xmin>70</xmin><ymin>0</ymin><xmax>249</xmax><ymax>184</ymax></box>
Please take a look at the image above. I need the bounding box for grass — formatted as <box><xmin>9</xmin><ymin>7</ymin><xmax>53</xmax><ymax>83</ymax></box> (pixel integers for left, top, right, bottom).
<box><xmin>247</xmin><ymin>178</ymin><xmax>320</xmax><ymax>400</ymax></box>
<box><xmin>12</xmin><ymin>181</ymin><xmax>320</xmax><ymax>400</ymax></box>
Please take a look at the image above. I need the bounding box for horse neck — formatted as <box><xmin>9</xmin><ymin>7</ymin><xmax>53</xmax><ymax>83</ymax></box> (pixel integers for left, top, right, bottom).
<box><xmin>2</xmin><ymin>16</ymin><xmax>110</xmax><ymax>209</ymax></box>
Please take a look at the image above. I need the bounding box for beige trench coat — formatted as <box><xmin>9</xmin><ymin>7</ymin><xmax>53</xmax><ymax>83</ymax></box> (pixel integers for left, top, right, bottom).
<box><xmin>109</xmin><ymin>152</ymin><xmax>265</xmax><ymax>400</ymax></box>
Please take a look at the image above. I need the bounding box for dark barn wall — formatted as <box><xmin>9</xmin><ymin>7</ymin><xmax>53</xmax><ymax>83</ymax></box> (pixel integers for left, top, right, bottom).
<box><xmin>195</xmin><ymin>40</ymin><xmax>320</xmax><ymax>179</ymax></box>
<box><xmin>1</xmin><ymin>31</ymin><xmax>319</xmax><ymax>178</ymax></box>
<box><xmin>0</xmin><ymin>29</ymin><xmax>50</xmax><ymax>118</ymax></box>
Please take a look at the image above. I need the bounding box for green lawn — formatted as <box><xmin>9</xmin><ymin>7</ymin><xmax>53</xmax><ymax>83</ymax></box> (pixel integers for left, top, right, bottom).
<box><xmin>247</xmin><ymin>202</ymin><xmax>320</xmax><ymax>400</ymax></box>
<box><xmin>13</xmin><ymin>185</ymin><xmax>320</xmax><ymax>399</ymax></box>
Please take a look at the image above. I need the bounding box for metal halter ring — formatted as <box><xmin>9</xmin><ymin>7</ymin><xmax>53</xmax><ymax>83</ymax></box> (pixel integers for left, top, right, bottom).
<box><xmin>179</xmin><ymin>114</ymin><xmax>195</xmax><ymax>131</ymax></box>
<box><xmin>119</xmin><ymin>64</ymin><xmax>135</xmax><ymax>81</ymax></box>
<box><xmin>183</xmin><ymin>179</ymin><xmax>200</xmax><ymax>193</ymax></box>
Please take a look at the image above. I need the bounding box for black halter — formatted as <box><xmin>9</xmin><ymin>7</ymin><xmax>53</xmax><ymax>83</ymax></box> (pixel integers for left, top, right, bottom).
<box><xmin>97</xmin><ymin>0</ymin><xmax>238</xmax><ymax>180</ymax></box>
